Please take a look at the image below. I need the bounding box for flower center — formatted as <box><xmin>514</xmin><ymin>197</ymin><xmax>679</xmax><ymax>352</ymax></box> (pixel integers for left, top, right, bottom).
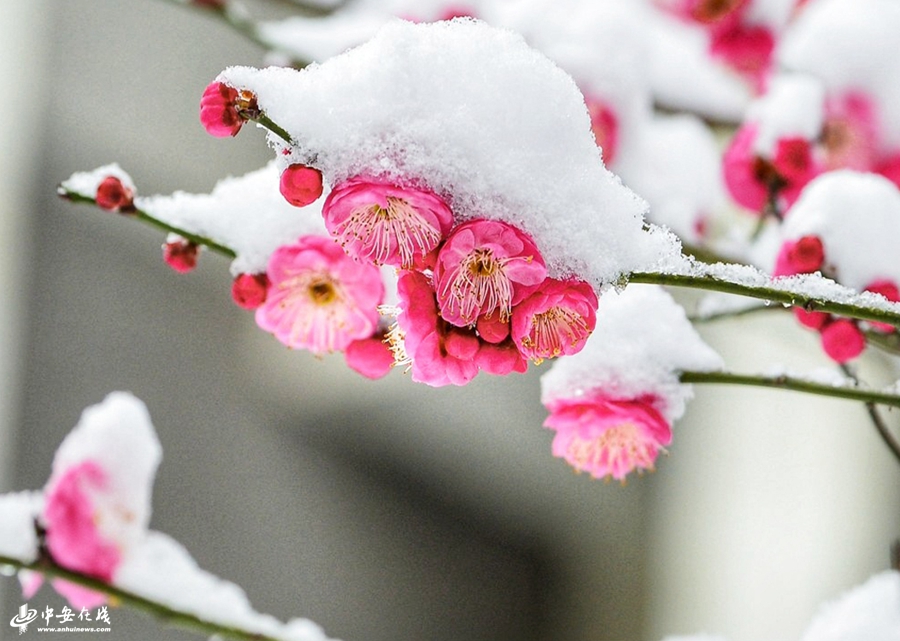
<box><xmin>565</xmin><ymin>422</ymin><xmax>659</xmax><ymax>480</ymax></box>
<box><xmin>522</xmin><ymin>306</ymin><xmax>590</xmax><ymax>363</ymax></box>
<box><xmin>443</xmin><ymin>248</ymin><xmax>517</xmax><ymax>324</ymax></box>
<box><xmin>337</xmin><ymin>196</ymin><xmax>441</xmax><ymax>268</ymax></box>
<box><xmin>308</xmin><ymin>279</ymin><xmax>337</xmax><ymax>305</ymax></box>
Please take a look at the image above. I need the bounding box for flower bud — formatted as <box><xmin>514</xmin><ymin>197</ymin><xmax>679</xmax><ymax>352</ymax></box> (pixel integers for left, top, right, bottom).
<box><xmin>95</xmin><ymin>176</ymin><xmax>134</xmax><ymax>212</ymax></box>
<box><xmin>279</xmin><ymin>164</ymin><xmax>324</xmax><ymax>207</ymax></box>
<box><xmin>162</xmin><ymin>238</ymin><xmax>199</xmax><ymax>274</ymax></box>
<box><xmin>231</xmin><ymin>273</ymin><xmax>269</xmax><ymax>310</ymax></box>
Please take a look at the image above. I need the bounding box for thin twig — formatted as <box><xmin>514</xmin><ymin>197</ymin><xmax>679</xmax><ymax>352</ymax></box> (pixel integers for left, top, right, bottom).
<box><xmin>839</xmin><ymin>363</ymin><xmax>900</xmax><ymax>466</ymax></box>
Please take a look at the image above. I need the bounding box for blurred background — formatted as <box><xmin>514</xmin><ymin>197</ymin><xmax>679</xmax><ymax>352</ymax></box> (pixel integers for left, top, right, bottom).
<box><xmin>0</xmin><ymin>1</ymin><xmax>898</xmax><ymax>640</ymax></box>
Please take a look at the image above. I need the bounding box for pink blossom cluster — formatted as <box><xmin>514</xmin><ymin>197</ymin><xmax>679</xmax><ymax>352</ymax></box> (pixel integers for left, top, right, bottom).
<box><xmin>195</xmin><ymin>76</ymin><xmax>603</xmax><ymax>386</ymax></box>
<box><xmin>724</xmin><ymin>89</ymin><xmax>900</xmax><ymax>214</ymax></box>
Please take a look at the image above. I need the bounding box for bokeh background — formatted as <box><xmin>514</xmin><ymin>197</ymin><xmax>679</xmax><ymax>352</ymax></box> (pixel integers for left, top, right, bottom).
<box><xmin>0</xmin><ymin>1</ymin><xmax>898</xmax><ymax>640</ymax></box>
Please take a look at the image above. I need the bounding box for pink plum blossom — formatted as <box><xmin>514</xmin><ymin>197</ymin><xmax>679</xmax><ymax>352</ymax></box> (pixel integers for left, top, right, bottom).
<box><xmin>30</xmin><ymin>393</ymin><xmax>162</xmax><ymax>609</ymax></box>
<box><xmin>584</xmin><ymin>95</ymin><xmax>619</xmax><ymax>165</ymax></box>
<box><xmin>322</xmin><ymin>176</ymin><xmax>454</xmax><ymax>269</ymax></box>
<box><xmin>256</xmin><ymin>235</ymin><xmax>384</xmax><ymax>354</ymax></box>
<box><xmin>773</xmin><ymin>235</ymin><xmax>825</xmax><ymax>277</ymax></box>
<box><xmin>433</xmin><ymin>219</ymin><xmax>546</xmax><ymax>327</ymax></box>
<box><xmin>95</xmin><ymin>176</ymin><xmax>134</xmax><ymax>212</ymax></box>
<box><xmin>709</xmin><ymin>23</ymin><xmax>775</xmax><ymax>93</ymax></box>
<box><xmin>544</xmin><ymin>393</ymin><xmax>671</xmax><ymax>482</ymax></box>
<box><xmin>42</xmin><ymin>461</ymin><xmax>122</xmax><ymax>609</ymax></box>
<box><xmin>511</xmin><ymin>278</ymin><xmax>599</xmax><ymax>364</ymax></box>
<box><xmin>279</xmin><ymin>164</ymin><xmax>324</xmax><ymax>208</ymax></box>
<box><xmin>821</xmin><ymin>93</ymin><xmax>878</xmax><ymax>172</ymax></box>
<box><xmin>723</xmin><ymin>123</ymin><xmax>819</xmax><ymax>213</ymax></box>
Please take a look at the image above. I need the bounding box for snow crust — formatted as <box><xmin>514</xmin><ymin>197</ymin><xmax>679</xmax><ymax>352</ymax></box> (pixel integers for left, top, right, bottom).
<box><xmin>0</xmin><ymin>492</ymin><xmax>42</xmax><ymax>563</ymax></box>
<box><xmin>116</xmin><ymin>531</ymin><xmax>333</xmax><ymax>641</ymax></box>
<box><xmin>137</xmin><ymin>161</ymin><xmax>327</xmax><ymax>275</ymax></box>
<box><xmin>799</xmin><ymin>571</ymin><xmax>900</xmax><ymax>641</ymax></box>
<box><xmin>779</xmin><ymin>0</ymin><xmax>900</xmax><ymax>151</ymax></box>
<box><xmin>747</xmin><ymin>74</ymin><xmax>824</xmax><ymax>156</ymax></box>
<box><xmin>59</xmin><ymin>163</ymin><xmax>135</xmax><ymax>196</ymax></box>
<box><xmin>220</xmin><ymin>19</ymin><xmax>681</xmax><ymax>288</ymax></box>
<box><xmin>780</xmin><ymin>171</ymin><xmax>900</xmax><ymax>291</ymax></box>
<box><xmin>540</xmin><ymin>285</ymin><xmax>723</xmax><ymax>421</ymax></box>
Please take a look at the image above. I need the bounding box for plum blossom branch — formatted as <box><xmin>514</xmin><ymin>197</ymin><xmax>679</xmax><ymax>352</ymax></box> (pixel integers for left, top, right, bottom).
<box><xmin>680</xmin><ymin>369</ymin><xmax>900</xmax><ymax>410</ymax></box>
<box><xmin>57</xmin><ymin>187</ymin><xmax>237</xmax><ymax>259</ymax></box>
<box><xmin>629</xmin><ymin>267</ymin><xmax>900</xmax><ymax>328</ymax></box>
<box><xmin>839</xmin><ymin>363</ymin><xmax>900</xmax><ymax>465</ymax></box>
<box><xmin>0</xmin><ymin>553</ymin><xmax>283</xmax><ymax>641</ymax></box>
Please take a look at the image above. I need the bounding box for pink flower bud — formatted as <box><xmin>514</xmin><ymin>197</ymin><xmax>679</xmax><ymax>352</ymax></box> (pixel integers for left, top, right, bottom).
<box><xmin>95</xmin><ymin>176</ymin><xmax>134</xmax><ymax>212</ymax></box>
<box><xmin>345</xmin><ymin>334</ymin><xmax>395</xmax><ymax>379</ymax></box>
<box><xmin>820</xmin><ymin>318</ymin><xmax>865</xmax><ymax>363</ymax></box>
<box><xmin>864</xmin><ymin>280</ymin><xmax>900</xmax><ymax>333</ymax></box>
<box><xmin>231</xmin><ymin>273</ymin><xmax>269</xmax><ymax>310</ymax></box>
<box><xmin>200</xmin><ymin>81</ymin><xmax>247</xmax><ymax>137</ymax></box>
<box><xmin>584</xmin><ymin>95</ymin><xmax>619</xmax><ymax>165</ymax></box>
<box><xmin>162</xmin><ymin>239</ymin><xmax>199</xmax><ymax>274</ymax></box>
<box><xmin>279</xmin><ymin>164</ymin><xmax>324</xmax><ymax>207</ymax></box>
<box><xmin>793</xmin><ymin>307</ymin><xmax>829</xmax><ymax>330</ymax></box>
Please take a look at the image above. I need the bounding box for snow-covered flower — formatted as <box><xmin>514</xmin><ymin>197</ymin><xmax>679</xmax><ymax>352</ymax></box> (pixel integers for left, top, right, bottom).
<box><xmin>433</xmin><ymin>219</ymin><xmax>546</xmax><ymax>327</ymax></box>
<box><xmin>256</xmin><ymin>235</ymin><xmax>384</xmax><ymax>354</ymax></box>
<box><xmin>545</xmin><ymin>393</ymin><xmax>671</xmax><ymax>481</ymax></box>
<box><xmin>322</xmin><ymin>176</ymin><xmax>454</xmax><ymax>269</ymax></box>
<box><xmin>511</xmin><ymin>277</ymin><xmax>598</xmax><ymax>364</ymax></box>
<box><xmin>27</xmin><ymin>393</ymin><xmax>162</xmax><ymax>608</ymax></box>
<box><xmin>541</xmin><ymin>285</ymin><xmax>722</xmax><ymax>481</ymax></box>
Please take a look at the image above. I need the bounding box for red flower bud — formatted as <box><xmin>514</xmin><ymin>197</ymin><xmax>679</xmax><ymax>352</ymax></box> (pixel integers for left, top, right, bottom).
<box><xmin>163</xmin><ymin>239</ymin><xmax>199</xmax><ymax>274</ymax></box>
<box><xmin>200</xmin><ymin>82</ymin><xmax>245</xmax><ymax>137</ymax></box>
<box><xmin>279</xmin><ymin>164</ymin><xmax>324</xmax><ymax>207</ymax></box>
<box><xmin>95</xmin><ymin>176</ymin><xmax>134</xmax><ymax>212</ymax></box>
<box><xmin>820</xmin><ymin>318</ymin><xmax>865</xmax><ymax>363</ymax></box>
<box><xmin>231</xmin><ymin>273</ymin><xmax>269</xmax><ymax>310</ymax></box>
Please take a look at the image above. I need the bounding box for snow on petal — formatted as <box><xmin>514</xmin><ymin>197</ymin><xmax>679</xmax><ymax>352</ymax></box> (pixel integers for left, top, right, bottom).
<box><xmin>218</xmin><ymin>19</ymin><xmax>681</xmax><ymax>290</ymax></box>
<box><xmin>541</xmin><ymin>284</ymin><xmax>723</xmax><ymax>423</ymax></box>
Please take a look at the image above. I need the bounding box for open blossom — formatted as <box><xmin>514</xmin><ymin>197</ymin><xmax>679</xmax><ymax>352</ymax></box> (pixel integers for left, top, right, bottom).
<box><xmin>544</xmin><ymin>393</ymin><xmax>672</xmax><ymax>481</ymax></box>
<box><xmin>322</xmin><ymin>176</ymin><xmax>454</xmax><ymax>269</ymax></box>
<box><xmin>31</xmin><ymin>393</ymin><xmax>162</xmax><ymax>609</ymax></box>
<box><xmin>256</xmin><ymin>235</ymin><xmax>384</xmax><ymax>354</ymax></box>
<box><xmin>511</xmin><ymin>278</ymin><xmax>599</xmax><ymax>363</ymax></box>
<box><xmin>821</xmin><ymin>93</ymin><xmax>878</xmax><ymax>171</ymax></box>
<box><xmin>433</xmin><ymin>219</ymin><xmax>546</xmax><ymax>327</ymax></box>
<box><xmin>723</xmin><ymin>123</ymin><xmax>818</xmax><ymax>212</ymax></box>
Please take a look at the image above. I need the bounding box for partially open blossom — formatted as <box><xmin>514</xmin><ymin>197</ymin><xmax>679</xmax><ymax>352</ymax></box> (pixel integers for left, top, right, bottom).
<box><xmin>95</xmin><ymin>176</ymin><xmax>134</xmax><ymax>212</ymax></box>
<box><xmin>231</xmin><ymin>273</ymin><xmax>269</xmax><ymax>310</ymax></box>
<box><xmin>393</xmin><ymin>270</ymin><xmax>480</xmax><ymax>386</ymax></box>
<box><xmin>773</xmin><ymin>235</ymin><xmax>825</xmax><ymax>277</ymax></box>
<box><xmin>544</xmin><ymin>393</ymin><xmax>671</xmax><ymax>482</ymax></box>
<box><xmin>344</xmin><ymin>332</ymin><xmax>395</xmax><ymax>379</ymax></box>
<box><xmin>433</xmin><ymin>219</ymin><xmax>546</xmax><ymax>327</ymax></box>
<box><xmin>200</xmin><ymin>81</ymin><xmax>255</xmax><ymax>138</ymax></box>
<box><xmin>512</xmin><ymin>278</ymin><xmax>599</xmax><ymax>363</ymax></box>
<box><xmin>322</xmin><ymin>176</ymin><xmax>454</xmax><ymax>269</ymax></box>
<box><xmin>36</xmin><ymin>393</ymin><xmax>162</xmax><ymax>609</ymax></box>
<box><xmin>584</xmin><ymin>96</ymin><xmax>619</xmax><ymax>165</ymax></box>
<box><xmin>723</xmin><ymin>123</ymin><xmax>818</xmax><ymax>213</ymax></box>
<box><xmin>256</xmin><ymin>236</ymin><xmax>383</xmax><ymax>354</ymax></box>
<box><xmin>162</xmin><ymin>237</ymin><xmax>200</xmax><ymax>274</ymax></box>
<box><xmin>279</xmin><ymin>164</ymin><xmax>324</xmax><ymax>207</ymax></box>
